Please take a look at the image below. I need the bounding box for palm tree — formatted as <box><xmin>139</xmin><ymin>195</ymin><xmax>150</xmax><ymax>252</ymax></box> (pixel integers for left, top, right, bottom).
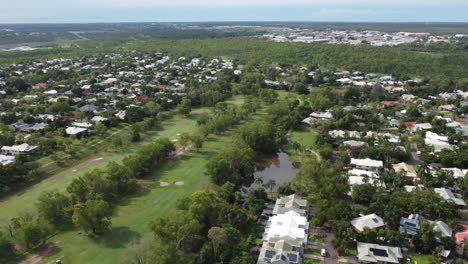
<box><xmin>263</xmin><ymin>179</ymin><xmax>276</xmax><ymax>192</ymax></box>
<box><xmin>254</xmin><ymin>176</ymin><xmax>263</xmax><ymax>186</ymax></box>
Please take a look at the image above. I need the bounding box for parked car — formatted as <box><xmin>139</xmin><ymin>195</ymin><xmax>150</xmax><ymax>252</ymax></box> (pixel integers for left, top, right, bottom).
<box><xmin>321</xmin><ymin>248</ymin><xmax>327</xmax><ymax>257</ymax></box>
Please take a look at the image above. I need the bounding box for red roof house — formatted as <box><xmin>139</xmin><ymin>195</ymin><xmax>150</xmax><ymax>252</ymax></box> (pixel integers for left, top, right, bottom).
<box><xmin>382</xmin><ymin>101</ymin><xmax>395</xmax><ymax>107</ymax></box>
<box><xmin>456</xmin><ymin>225</ymin><xmax>468</xmax><ymax>246</ymax></box>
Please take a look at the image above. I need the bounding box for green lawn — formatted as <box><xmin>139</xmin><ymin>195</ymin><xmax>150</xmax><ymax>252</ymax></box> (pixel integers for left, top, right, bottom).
<box><xmin>283</xmin><ymin>129</ymin><xmax>319</xmax><ymax>163</ymax></box>
<box><xmin>1</xmin><ymin>96</ymin><xmax>247</xmax><ymax>264</ymax></box>
<box><xmin>304</xmin><ymin>248</ymin><xmax>322</xmax><ymax>256</ymax></box>
<box><xmin>0</xmin><ymin>96</ymin><xmax>243</xmax><ymax>221</ymax></box>
<box><xmin>407</xmin><ymin>253</ymin><xmax>440</xmax><ymax>264</ymax></box>
<box><xmin>290</xmin><ymin>130</ymin><xmax>318</xmax><ymax>149</ymax></box>
<box><xmin>37</xmin><ymin>135</ymin><xmax>228</xmax><ymax>264</ymax></box>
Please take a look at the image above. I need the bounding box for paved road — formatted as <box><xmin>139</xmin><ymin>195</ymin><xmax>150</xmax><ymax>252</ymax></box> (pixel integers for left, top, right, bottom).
<box><xmin>409</xmin><ymin>142</ymin><xmax>423</xmax><ymax>165</ymax></box>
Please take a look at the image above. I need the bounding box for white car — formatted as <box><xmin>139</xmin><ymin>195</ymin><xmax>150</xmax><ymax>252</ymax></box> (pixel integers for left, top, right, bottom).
<box><xmin>321</xmin><ymin>248</ymin><xmax>327</xmax><ymax>257</ymax></box>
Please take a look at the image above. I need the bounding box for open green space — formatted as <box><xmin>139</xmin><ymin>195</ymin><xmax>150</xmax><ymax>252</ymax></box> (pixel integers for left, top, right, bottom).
<box><xmin>0</xmin><ymin>96</ymin><xmax>246</xmax><ymax>264</ymax></box>
<box><xmin>0</xmin><ymin>96</ymin><xmax>244</xmax><ymax>221</ymax></box>
<box><xmin>290</xmin><ymin>130</ymin><xmax>318</xmax><ymax>149</ymax></box>
<box><xmin>38</xmin><ymin>134</ymin><xmax>229</xmax><ymax>264</ymax></box>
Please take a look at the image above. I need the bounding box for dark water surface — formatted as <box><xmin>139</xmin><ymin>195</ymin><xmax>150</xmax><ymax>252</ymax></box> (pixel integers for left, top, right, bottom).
<box><xmin>251</xmin><ymin>151</ymin><xmax>300</xmax><ymax>192</ymax></box>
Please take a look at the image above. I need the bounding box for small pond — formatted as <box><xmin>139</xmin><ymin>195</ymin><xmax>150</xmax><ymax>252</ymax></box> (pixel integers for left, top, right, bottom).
<box><xmin>249</xmin><ymin>151</ymin><xmax>300</xmax><ymax>192</ymax></box>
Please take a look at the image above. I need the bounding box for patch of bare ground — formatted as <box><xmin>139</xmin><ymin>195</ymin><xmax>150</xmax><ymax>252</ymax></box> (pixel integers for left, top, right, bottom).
<box><xmin>19</xmin><ymin>242</ymin><xmax>58</xmax><ymax>264</ymax></box>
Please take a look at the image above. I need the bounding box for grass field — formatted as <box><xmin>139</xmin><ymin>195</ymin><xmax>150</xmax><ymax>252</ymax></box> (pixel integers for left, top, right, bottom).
<box><xmin>290</xmin><ymin>130</ymin><xmax>318</xmax><ymax>149</ymax></box>
<box><xmin>0</xmin><ymin>96</ymin><xmax>246</xmax><ymax>264</ymax></box>
<box><xmin>37</xmin><ymin>135</ymin><xmax>229</xmax><ymax>264</ymax></box>
<box><xmin>0</xmin><ymin>96</ymin><xmax>244</xmax><ymax>220</ymax></box>
<box><xmin>283</xmin><ymin>129</ymin><xmax>319</xmax><ymax>163</ymax></box>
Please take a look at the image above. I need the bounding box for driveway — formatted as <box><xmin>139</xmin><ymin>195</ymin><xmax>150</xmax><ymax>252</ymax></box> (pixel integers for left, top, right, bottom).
<box><xmin>305</xmin><ymin>231</ymin><xmax>358</xmax><ymax>264</ymax></box>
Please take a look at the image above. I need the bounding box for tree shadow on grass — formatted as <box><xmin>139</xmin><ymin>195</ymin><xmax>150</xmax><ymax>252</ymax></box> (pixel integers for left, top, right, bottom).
<box><xmin>94</xmin><ymin>226</ymin><xmax>142</xmax><ymax>249</ymax></box>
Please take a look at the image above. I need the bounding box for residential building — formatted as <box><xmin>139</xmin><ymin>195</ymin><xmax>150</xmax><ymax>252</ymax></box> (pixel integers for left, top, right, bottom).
<box><xmin>392</xmin><ymin>163</ymin><xmax>418</xmax><ymax>182</ymax></box>
<box><xmin>399</xmin><ymin>214</ymin><xmax>424</xmax><ymax>236</ymax></box>
<box><xmin>309</xmin><ymin>112</ymin><xmax>333</xmax><ymax>120</ymax></box>
<box><xmin>350</xmin><ymin>158</ymin><xmax>383</xmax><ymax>172</ymax></box>
<box><xmin>434</xmin><ymin>188</ymin><xmax>466</xmax><ymax>207</ymax></box>
<box><xmin>66</xmin><ymin>127</ymin><xmax>88</xmax><ymax>136</ymax></box>
<box><xmin>1</xmin><ymin>143</ymin><xmax>38</xmax><ymax>155</ymax></box>
<box><xmin>351</xmin><ymin>214</ymin><xmax>386</xmax><ymax>233</ymax></box>
<box><xmin>357</xmin><ymin>242</ymin><xmax>403</xmax><ymax>264</ymax></box>
<box><xmin>272</xmin><ymin>194</ymin><xmax>308</xmax><ymax>217</ymax></box>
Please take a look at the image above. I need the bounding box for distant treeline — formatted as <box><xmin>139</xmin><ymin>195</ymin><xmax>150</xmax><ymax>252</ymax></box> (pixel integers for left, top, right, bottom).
<box><xmin>125</xmin><ymin>38</ymin><xmax>468</xmax><ymax>80</ymax></box>
<box><xmin>1</xmin><ymin>38</ymin><xmax>468</xmax><ymax>80</ymax></box>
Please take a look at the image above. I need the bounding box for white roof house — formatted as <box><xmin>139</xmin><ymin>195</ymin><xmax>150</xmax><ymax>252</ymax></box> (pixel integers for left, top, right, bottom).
<box><xmin>351</xmin><ymin>214</ymin><xmax>386</xmax><ymax>232</ymax></box>
<box><xmin>441</xmin><ymin>168</ymin><xmax>466</xmax><ymax>179</ymax></box>
<box><xmin>426</xmin><ymin>131</ymin><xmax>448</xmax><ymax>142</ymax></box>
<box><xmin>357</xmin><ymin>242</ymin><xmax>403</xmax><ymax>264</ymax></box>
<box><xmin>43</xmin><ymin>89</ymin><xmax>58</xmax><ymax>95</ymax></box>
<box><xmin>310</xmin><ymin>111</ymin><xmax>333</xmax><ymax>120</ymax></box>
<box><xmin>265</xmin><ymin>211</ymin><xmax>309</xmax><ymax>244</ymax></box>
<box><xmin>425</xmin><ymin>132</ymin><xmax>453</xmax><ymax>153</ymax></box>
<box><xmin>66</xmin><ymin>127</ymin><xmax>88</xmax><ymax>136</ymax></box>
<box><xmin>347</xmin><ymin>169</ymin><xmax>385</xmax><ymax>190</ymax></box>
<box><xmin>1</xmin><ymin>143</ymin><xmax>38</xmax><ymax>155</ymax></box>
<box><xmin>434</xmin><ymin>188</ymin><xmax>466</xmax><ymax>207</ymax></box>
<box><xmin>71</xmin><ymin>122</ymin><xmax>94</xmax><ymax>128</ymax></box>
<box><xmin>90</xmin><ymin>116</ymin><xmax>108</xmax><ymax>123</ymax></box>
<box><xmin>412</xmin><ymin>123</ymin><xmax>432</xmax><ymax>132</ymax></box>
<box><xmin>431</xmin><ymin>220</ymin><xmax>453</xmax><ymax>239</ymax></box>
<box><xmin>350</xmin><ymin>158</ymin><xmax>383</xmax><ymax>172</ymax></box>
<box><xmin>336</xmin><ymin>78</ymin><xmax>352</xmax><ymax>85</ymax></box>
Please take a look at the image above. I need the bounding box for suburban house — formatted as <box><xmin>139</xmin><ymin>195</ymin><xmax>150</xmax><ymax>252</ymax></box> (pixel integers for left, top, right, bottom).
<box><xmin>392</xmin><ymin>162</ymin><xmax>418</xmax><ymax>182</ymax></box>
<box><xmin>71</xmin><ymin>122</ymin><xmax>94</xmax><ymax>129</ymax></box>
<box><xmin>350</xmin><ymin>158</ymin><xmax>383</xmax><ymax>172</ymax></box>
<box><xmin>399</xmin><ymin>214</ymin><xmax>424</xmax><ymax>236</ymax></box>
<box><xmin>258</xmin><ymin>196</ymin><xmax>309</xmax><ymax>264</ymax></box>
<box><xmin>455</xmin><ymin>225</ymin><xmax>468</xmax><ymax>254</ymax></box>
<box><xmin>411</xmin><ymin>123</ymin><xmax>432</xmax><ymax>132</ymax></box>
<box><xmin>343</xmin><ymin>140</ymin><xmax>367</xmax><ymax>149</ymax></box>
<box><xmin>430</xmin><ymin>220</ymin><xmax>453</xmax><ymax>243</ymax></box>
<box><xmin>434</xmin><ymin>188</ymin><xmax>467</xmax><ymax>207</ymax></box>
<box><xmin>425</xmin><ymin>131</ymin><xmax>453</xmax><ymax>153</ymax></box>
<box><xmin>441</xmin><ymin>168</ymin><xmax>466</xmax><ymax>179</ymax></box>
<box><xmin>347</xmin><ymin>169</ymin><xmax>385</xmax><ymax>192</ymax></box>
<box><xmin>264</xmin><ymin>211</ymin><xmax>308</xmax><ymax>244</ymax></box>
<box><xmin>309</xmin><ymin>111</ymin><xmax>333</xmax><ymax>121</ymax></box>
<box><xmin>272</xmin><ymin>194</ymin><xmax>309</xmax><ymax>217</ymax></box>
<box><xmin>357</xmin><ymin>242</ymin><xmax>403</xmax><ymax>264</ymax></box>
<box><xmin>257</xmin><ymin>239</ymin><xmax>302</xmax><ymax>264</ymax></box>
<box><xmin>66</xmin><ymin>127</ymin><xmax>88</xmax><ymax>136</ymax></box>
<box><xmin>1</xmin><ymin>143</ymin><xmax>38</xmax><ymax>155</ymax></box>
<box><xmin>351</xmin><ymin>214</ymin><xmax>386</xmax><ymax>233</ymax></box>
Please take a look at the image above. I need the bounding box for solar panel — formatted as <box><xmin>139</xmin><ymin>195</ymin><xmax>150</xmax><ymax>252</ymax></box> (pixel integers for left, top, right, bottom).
<box><xmin>288</xmin><ymin>253</ymin><xmax>298</xmax><ymax>262</ymax></box>
<box><xmin>265</xmin><ymin>250</ymin><xmax>276</xmax><ymax>258</ymax></box>
<box><xmin>370</xmin><ymin>248</ymin><xmax>389</xmax><ymax>257</ymax></box>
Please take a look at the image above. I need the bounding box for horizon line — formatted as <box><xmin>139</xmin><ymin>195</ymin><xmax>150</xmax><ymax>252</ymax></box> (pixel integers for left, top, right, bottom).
<box><xmin>1</xmin><ymin>21</ymin><xmax>468</xmax><ymax>25</ymax></box>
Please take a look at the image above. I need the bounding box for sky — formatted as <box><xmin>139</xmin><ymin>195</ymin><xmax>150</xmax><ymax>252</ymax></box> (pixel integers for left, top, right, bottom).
<box><xmin>0</xmin><ymin>0</ymin><xmax>467</xmax><ymax>23</ymax></box>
